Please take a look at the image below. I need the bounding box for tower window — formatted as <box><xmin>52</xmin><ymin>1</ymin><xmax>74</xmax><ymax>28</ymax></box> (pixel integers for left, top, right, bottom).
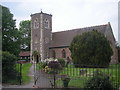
<box><xmin>44</xmin><ymin>19</ymin><xmax>49</xmax><ymax>29</ymax></box>
<box><xmin>62</xmin><ymin>49</ymin><xmax>66</xmax><ymax>58</ymax></box>
<box><xmin>34</xmin><ymin>18</ymin><xmax>39</xmax><ymax>29</ymax></box>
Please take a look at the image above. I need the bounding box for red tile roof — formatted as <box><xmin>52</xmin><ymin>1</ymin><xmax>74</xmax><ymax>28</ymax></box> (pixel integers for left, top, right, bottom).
<box><xmin>19</xmin><ymin>51</ymin><xmax>30</xmax><ymax>56</ymax></box>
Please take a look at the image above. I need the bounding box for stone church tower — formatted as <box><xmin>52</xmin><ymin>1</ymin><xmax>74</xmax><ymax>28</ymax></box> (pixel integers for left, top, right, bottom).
<box><xmin>31</xmin><ymin>11</ymin><xmax>52</xmax><ymax>61</ymax></box>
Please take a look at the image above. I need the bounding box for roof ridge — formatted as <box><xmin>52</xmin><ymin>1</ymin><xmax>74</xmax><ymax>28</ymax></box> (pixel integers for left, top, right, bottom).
<box><xmin>53</xmin><ymin>23</ymin><xmax>108</xmax><ymax>33</ymax></box>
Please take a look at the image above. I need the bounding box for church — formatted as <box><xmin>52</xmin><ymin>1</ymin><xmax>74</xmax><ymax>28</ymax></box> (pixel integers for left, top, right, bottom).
<box><xmin>30</xmin><ymin>11</ymin><xmax>118</xmax><ymax>64</ymax></box>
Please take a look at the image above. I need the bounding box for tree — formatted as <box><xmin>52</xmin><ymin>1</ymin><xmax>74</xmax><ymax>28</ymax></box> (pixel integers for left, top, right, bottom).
<box><xmin>2</xmin><ymin>51</ymin><xmax>18</xmax><ymax>83</ymax></box>
<box><xmin>69</xmin><ymin>30</ymin><xmax>113</xmax><ymax>67</ymax></box>
<box><xmin>2</xmin><ymin>5</ymin><xmax>21</xmax><ymax>56</ymax></box>
<box><xmin>19</xmin><ymin>20</ymin><xmax>31</xmax><ymax>51</ymax></box>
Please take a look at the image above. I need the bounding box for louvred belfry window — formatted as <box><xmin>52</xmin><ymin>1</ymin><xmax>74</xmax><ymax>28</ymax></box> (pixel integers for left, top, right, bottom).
<box><xmin>34</xmin><ymin>18</ymin><xmax>39</xmax><ymax>29</ymax></box>
<box><xmin>44</xmin><ymin>19</ymin><xmax>49</xmax><ymax>29</ymax></box>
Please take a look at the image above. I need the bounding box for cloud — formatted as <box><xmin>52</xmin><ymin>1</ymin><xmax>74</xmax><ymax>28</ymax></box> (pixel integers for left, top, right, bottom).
<box><xmin>1</xmin><ymin>0</ymin><xmax>119</xmax><ymax>41</ymax></box>
<box><xmin>1</xmin><ymin>0</ymin><xmax>119</xmax><ymax>3</ymax></box>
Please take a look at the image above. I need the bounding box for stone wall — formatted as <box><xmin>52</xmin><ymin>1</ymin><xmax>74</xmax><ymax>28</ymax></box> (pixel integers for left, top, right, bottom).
<box><xmin>105</xmin><ymin>23</ymin><xmax>118</xmax><ymax>64</ymax></box>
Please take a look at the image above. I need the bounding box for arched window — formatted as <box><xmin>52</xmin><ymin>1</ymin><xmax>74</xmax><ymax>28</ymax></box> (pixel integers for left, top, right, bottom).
<box><xmin>34</xmin><ymin>18</ymin><xmax>39</xmax><ymax>29</ymax></box>
<box><xmin>44</xmin><ymin>19</ymin><xmax>49</xmax><ymax>28</ymax></box>
<box><xmin>62</xmin><ymin>49</ymin><xmax>66</xmax><ymax>58</ymax></box>
<box><xmin>52</xmin><ymin>50</ymin><xmax>56</xmax><ymax>59</ymax></box>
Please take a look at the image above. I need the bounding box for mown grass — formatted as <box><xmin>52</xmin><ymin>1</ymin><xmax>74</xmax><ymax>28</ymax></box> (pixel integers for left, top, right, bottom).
<box><xmin>16</xmin><ymin>63</ymin><xmax>32</xmax><ymax>84</ymax></box>
<box><xmin>56</xmin><ymin>64</ymin><xmax>120</xmax><ymax>88</ymax></box>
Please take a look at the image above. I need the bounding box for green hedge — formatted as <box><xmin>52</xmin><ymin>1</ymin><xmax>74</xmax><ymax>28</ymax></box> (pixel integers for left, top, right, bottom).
<box><xmin>2</xmin><ymin>51</ymin><xmax>19</xmax><ymax>84</ymax></box>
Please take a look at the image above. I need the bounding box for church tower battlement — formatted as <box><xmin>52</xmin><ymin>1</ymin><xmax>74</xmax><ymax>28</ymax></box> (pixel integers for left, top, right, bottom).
<box><xmin>31</xmin><ymin>11</ymin><xmax>52</xmax><ymax>61</ymax></box>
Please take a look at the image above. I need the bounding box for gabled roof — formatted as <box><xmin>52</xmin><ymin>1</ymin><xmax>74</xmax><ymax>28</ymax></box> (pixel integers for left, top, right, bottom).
<box><xmin>51</xmin><ymin>24</ymin><xmax>108</xmax><ymax>48</ymax></box>
<box><xmin>19</xmin><ymin>51</ymin><xmax>30</xmax><ymax>57</ymax></box>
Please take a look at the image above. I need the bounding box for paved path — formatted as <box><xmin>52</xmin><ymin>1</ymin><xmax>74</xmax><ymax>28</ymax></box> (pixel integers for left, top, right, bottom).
<box><xmin>36</xmin><ymin>70</ymin><xmax>55</xmax><ymax>88</ymax></box>
<box><xmin>2</xmin><ymin>64</ymin><xmax>61</xmax><ymax>88</ymax></box>
<box><xmin>2</xmin><ymin>64</ymin><xmax>34</xmax><ymax>88</ymax></box>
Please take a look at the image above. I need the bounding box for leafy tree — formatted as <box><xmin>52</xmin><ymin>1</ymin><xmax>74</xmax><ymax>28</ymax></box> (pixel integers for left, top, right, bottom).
<box><xmin>70</xmin><ymin>30</ymin><xmax>113</xmax><ymax>67</ymax></box>
<box><xmin>2</xmin><ymin>5</ymin><xmax>21</xmax><ymax>56</ymax></box>
<box><xmin>2</xmin><ymin>51</ymin><xmax>18</xmax><ymax>83</ymax></box>
<box><xmin>19</xmin><ymin>20</ymin><xmax>31</xmax><ymax>51</ymax></box>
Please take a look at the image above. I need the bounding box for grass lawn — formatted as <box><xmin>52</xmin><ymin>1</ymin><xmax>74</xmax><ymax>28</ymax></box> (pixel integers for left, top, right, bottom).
<box><xmin>16</xmin><ymin>63</ymin><xmax>32</xmax><ymax>84</ymax></box>
<box><xmin>56</xmin><ymin>64</ymin><xmax>120</xmax><ymax>88</ymax></box>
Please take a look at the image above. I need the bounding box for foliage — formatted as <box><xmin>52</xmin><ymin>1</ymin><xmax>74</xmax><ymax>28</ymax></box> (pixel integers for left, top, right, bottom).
<box><xmin>43</xmin><ymin>66</ymin><xmax>51</xmax><ymax>73</ymax></box>
<box><xmin>84</xmin><ymin>71</ymin><xmax>113</xmax><ymax>90</ymax></box>
<box><xmin>116</xmin><ymin>45</ymin><xmax>120</xmax><ymax>63</ymax></box>
<box><xmin>42</xmin><ymin>58</ymin><xmax>62</xmax><ymax>74</ymax></box>
<box><xmin>69</xmin><ymin>30</ymin><xmax>113</xmax><ymax>67</ymax></box>
<box><xmin>57</xmin><ymin>58</ymin><xmax>65</xmax><ymax>67</ymax></box>
<box><xmin>2</xmin><ymin>51</ymin><xmax>18</xmax><ymax>83</ymax></box>
<box><xmin>62</xmin><ymin>75</ymin><xmax>71</xmax><ymax>88</ymax></box>
<box><xmin>2</xmin><ymin>5</ymin><xmax>22</xmax><ymax>56</ymax></box>
<box><xmin>48</xmin><ymin>61</ymin><xmax>61</xmax><ymax>70</ymax></box>
<box><xmin>61</xmin><ymin>75</ymin><xmax>71</xmax><ymax>82</ymax></box>
<box><xmin>41</xmin><ymin>62</ymin><xmax>48</xmax><ymax>68</ymax></box>
<box><xmin>16</xmin><ymin>63</ymin><xmax>32</xmax><ymax>84</ymax></box>
<box><xmin>57</xmin><ymin>64</ymin><xmax>120</xmax><ymax>88</ymax></box>
<box><xmin>36</xmin><ymin>63</ymin><xmax>43</xmax><ymax>70</ymax></box>
<box><xmin>32</xmin><ymin>51</ymin><xmax>40</xmax><ymax>57</ymax></box>
<box><xmin>19</xmin><ymin>20</ymin><xmax>31</xmax><ymax>51</ymax></box>
<box><xmin>43</xmin><ymin>58</ymin><xmax>57</xmax><ymax>63</ymax></box>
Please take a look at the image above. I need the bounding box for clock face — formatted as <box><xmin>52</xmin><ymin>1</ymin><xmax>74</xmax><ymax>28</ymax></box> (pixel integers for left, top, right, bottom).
<box><xmin>45</xmin><ymin>37</ymin><xmax>49</xmax><ymax>43</ymax></box>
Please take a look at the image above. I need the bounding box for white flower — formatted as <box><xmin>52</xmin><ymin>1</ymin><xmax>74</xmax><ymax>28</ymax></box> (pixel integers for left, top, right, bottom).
<box><xmin>54</xmin><ymin>59</ymin><xmax>58</xmax><ymax>61</ymax></box>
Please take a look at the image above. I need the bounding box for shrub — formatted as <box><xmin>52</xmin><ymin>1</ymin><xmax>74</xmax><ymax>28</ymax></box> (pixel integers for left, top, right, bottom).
<box><xmin>48</xmin><ymin>61</ymin><xmax>61</xmax><ymax>70</ymax></box>
<box><xmin>84</xmin><ymin>71</ymin><xmax>113</xmax><ymax>90</ymax></box>
<box><xmin>2</xmin><ymin>51</ymin><xmax>18</xmax><ymax>83</ymax></box>
<box><xmin>57</xmin><ymin>58</ymin><xmax>65</xmax><ymax>67</ymax></box>
<box><xmin>41</xmin><ymin>62</ymin><xmax>48</xmax><ymax>68</ymax></box>
<box><xmin>44</xmin><ymin>66</ymin><xmax>51</xmax><ymax>73</ymax></box>
<box><xmin>70</xmin><ymin>30</ymin><xmax>113</xmax><ymax>68</ymax></box>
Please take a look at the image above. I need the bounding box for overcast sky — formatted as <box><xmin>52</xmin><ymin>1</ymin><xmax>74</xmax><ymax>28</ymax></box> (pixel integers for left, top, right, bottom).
<box><xmin>1</xmin><ymin>0</ymin><xmax>119</xmax><ymax>42</ymax></box>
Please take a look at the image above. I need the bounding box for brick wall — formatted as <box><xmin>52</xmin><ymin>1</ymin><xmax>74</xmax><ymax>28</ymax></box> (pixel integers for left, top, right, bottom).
<box><xmin>49</xmin><ymin>47</ymin><xmax>71</xmax><ymax>59</ymax></box>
